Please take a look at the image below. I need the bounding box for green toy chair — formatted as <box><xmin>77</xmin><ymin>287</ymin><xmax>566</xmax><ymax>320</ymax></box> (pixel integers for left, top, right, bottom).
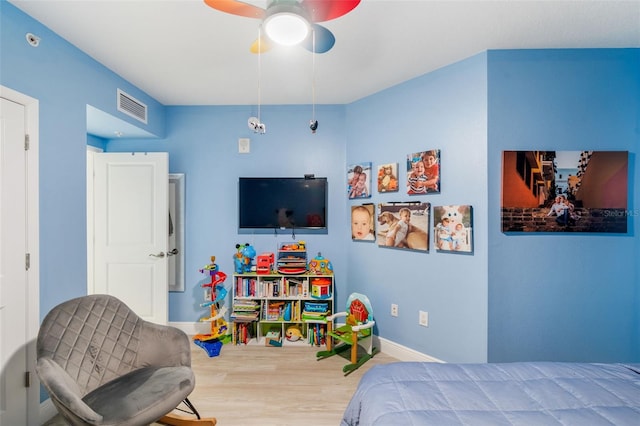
<box><xmin>316</xmin><ymin>292</ymin><xmax>377</xmax><ymax>375</ymax></box>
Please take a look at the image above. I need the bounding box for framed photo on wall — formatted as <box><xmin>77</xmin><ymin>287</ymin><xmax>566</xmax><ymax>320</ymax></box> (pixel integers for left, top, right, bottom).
<box><xmin>351</xmin><ymin>204</ymin><xmax>376</xmax><ymax>242</ymax></box>
<box><xmin>433</xmin><ymin>205</ymin><xmax>473</xmax><ymax>253</ymax></box>
<box><xmin>407</xmin><ymin>150</ymin><xmax>440</xmax><ymax>194</ymax></box>
<box><xmin>377</xmin><ymin>163</ymin><xmax>399</xmax><ymax>193</ymax></box>
<box><xmin>377</xmin><ymin>202</ymin><xmax>429</xmax><ymax>252</ymax></box>
<box><xmin>501</xmin><ymin>150</ymin><xmax>629</xmax><ymax>233</ymax></box>
<box><xmin>347</xmin><ymin>162</ymin><xmax>372</xmax><ymax>199</ymax></box>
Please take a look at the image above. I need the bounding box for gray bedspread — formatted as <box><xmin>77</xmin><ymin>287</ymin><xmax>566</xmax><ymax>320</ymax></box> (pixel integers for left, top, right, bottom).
<box><xmin>341</xmin><ymin>362</ymin><xmax>640</xmax><ymax>425</ymax></box>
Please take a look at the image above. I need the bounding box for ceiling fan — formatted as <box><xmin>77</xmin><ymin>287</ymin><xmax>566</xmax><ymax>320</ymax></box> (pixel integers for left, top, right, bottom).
<box><xmin>203</xmin><ymin>0</ymin><xmax>361</xmax><ymax>53</ymax></box>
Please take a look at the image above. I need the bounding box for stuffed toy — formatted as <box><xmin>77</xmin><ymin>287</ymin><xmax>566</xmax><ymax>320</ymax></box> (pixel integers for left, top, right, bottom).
<box><xmin>285</xmin><ymin>325</ymin><xmax>303</xmax><ymax>341</ymax></box>
<box><xmin>234</xmin><ymin>243</ymin><xmax>256</xmax><ymax>273</ymax></box>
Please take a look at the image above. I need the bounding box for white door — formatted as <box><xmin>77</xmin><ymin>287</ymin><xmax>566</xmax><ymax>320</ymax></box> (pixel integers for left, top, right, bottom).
<box><xmin>92</xmin><ymin>152</ymin><xmax>169</xmax><ymax>324</ymax></box>
<box><xmin>0</xmin><ymin>94</ymin><xmax>39</xmax><ymax>425</ymax></box>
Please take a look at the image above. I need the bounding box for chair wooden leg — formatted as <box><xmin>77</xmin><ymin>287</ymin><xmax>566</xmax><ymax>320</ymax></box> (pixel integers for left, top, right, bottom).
<box><xmin>159</xmin><ymin>413</ymin><xmax>217</xmax><ymax>426</ymax></box>
<box><xmin>351</xmin><ymin>333</ymin><xmax>358</xmax><ymax>365</ymax></box>
<box><xmin>326</xmin><ymin>321</ymin><xmax>333</xmax><ymax>351</ymax></box>
<box><xmin>159</xmin><ymin>399</ymin><xmax>216</xmax><ymax>425</ymax></box>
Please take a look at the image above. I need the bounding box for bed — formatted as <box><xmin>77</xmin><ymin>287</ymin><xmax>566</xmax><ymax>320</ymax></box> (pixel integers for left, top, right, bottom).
<box><xmin>341</xmin><ymin>361</ymin><xmax>640</xmax><ymax>425</ymax></box>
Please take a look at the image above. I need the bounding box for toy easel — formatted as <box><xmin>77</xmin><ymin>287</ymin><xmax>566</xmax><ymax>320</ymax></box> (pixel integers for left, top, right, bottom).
<box><xmin>193</xmin><ymin>256</ymin><xmax>229</xmax><ymax>352</ymax></box>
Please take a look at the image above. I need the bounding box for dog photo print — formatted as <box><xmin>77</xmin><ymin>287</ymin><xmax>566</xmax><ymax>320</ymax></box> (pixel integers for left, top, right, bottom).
<box><xmin>351</xmin><ymin>204</ymin><xmax>376</xmax><ymax>242</ymax></box>
<box><xmin>377</xmin><ymin>163</ymin><xmax>399</xmax><ymax>193</ymax></box>
<box><xmin>501</xmin><ymin>151</ymin><xmax>629</xmax><ymax>233</ymax></box>
<box><xmin>407</xmin><ymin>149</ymin><xmax>440</xmax><ymax>194</ymax></box>
<box><xmin>433</xmin><ymin>205</ymin><xmax>473</xmax><ymax>253</ymax></box>
<box><xmin>377</xmin><ymin>202</ymin><xmax>429</xmax><ymax>252</ymax></box>
<box><xmin>347</xmin><ymin>162</ymin><xmax>372</xmax><ymax>199</ymax></box>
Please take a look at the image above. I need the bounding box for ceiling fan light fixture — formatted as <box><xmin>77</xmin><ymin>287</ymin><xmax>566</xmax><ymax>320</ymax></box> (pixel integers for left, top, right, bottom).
<box><xmin>263</xmin><ymin>4</ymin><xmax>310</xmax><ymax>46</ymax></box>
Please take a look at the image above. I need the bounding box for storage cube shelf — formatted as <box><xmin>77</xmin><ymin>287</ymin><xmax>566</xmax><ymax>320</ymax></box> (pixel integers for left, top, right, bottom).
<box><xmin>232</xmin><ymin>273</ymin><xmax>333</xmax><ymax>346</ymax></box>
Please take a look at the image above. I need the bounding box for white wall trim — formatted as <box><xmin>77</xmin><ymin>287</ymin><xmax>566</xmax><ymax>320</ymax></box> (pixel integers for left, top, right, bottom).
<box><xmin>170</xmin><ymin>321</ymin><xmax>212</xmax><ymax>336</ymax></box>
<box><xmin>1</xmin><ymin>85</ymin><xmax>41</xmax><ymax>426</ymax></box>
<box><xmin>375</xmin><ymin>336</ymin><xmax>444</xmax><ymax>362</ymax></box>
<box><xmin>86</xmin><ymin>146</ymin><xmax>103</xmax><ymax>295</ymax></box>
<box><xmin>168</xmin><ymin>322</ymin><xmax>444</xmax><ymax>363</ymax></box>
<box><xmin>40</xmin><ymin>399</ymin><xmax>58</xmax><ymax>425</ymax></box>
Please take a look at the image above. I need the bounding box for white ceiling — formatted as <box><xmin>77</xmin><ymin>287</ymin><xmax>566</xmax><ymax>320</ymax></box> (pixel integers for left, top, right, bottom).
<box><xmin>9</xmin><ymin>1</ymin><xmax>640</xmax><ymax>135</ymax></box>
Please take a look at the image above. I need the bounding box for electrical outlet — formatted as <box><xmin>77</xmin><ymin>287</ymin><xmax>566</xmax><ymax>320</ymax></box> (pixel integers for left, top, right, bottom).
<box><xmin>419</xmin><ymin>310</ymin><xmax>429</xmax><ymax>327</ymax></box>
<box><xmin>391</xmin><ymin>303</ymin><xmax>398</xmax><ymax>317</ymax></box>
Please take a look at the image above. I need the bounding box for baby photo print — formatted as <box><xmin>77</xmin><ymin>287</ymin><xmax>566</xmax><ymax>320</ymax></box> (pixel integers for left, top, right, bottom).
<box><xmin>377</xmin><ymin>202</ymin><xmax>429</xmax><ymax>252</ymax></box>
<box><xmin>407</xmin><ymin>150</ymin><xmax>440</xmax><ymax>194</ymax></box>
<box><xmin>433</xmin><ymin>205</ymin><xmax>473</xmax><ymax>253</ymax></box>
<box><xmin>347</xmin><ymin>162</ymin><xmax>372</xmax><ymax>199</ymax></box>
<box><xmin>377</xmin><ymin>163</ymin><xmax>399</xmax><ymax>193</ymax></box>
<box><xmin>351</xmin><ymin>204</ymin><xmax>376</xmax><ymax>242</ymax></box>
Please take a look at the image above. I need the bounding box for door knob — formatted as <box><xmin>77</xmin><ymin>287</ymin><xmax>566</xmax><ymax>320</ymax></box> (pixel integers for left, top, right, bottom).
<box><xmin>167</xmin><ymin>248</ymin><xmax>179</xmax><ymax>256</ymax></box>
<box><xmin>149</xmin><ymin>252</ymin><xmax>165</xmax><ymax>258</ymax></box>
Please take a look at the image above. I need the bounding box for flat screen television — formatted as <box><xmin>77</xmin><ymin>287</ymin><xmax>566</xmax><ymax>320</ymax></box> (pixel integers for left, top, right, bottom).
<box><xmin>238</xmin><ymin>177</ymin><xmax>327</xmax><ymax>231</ymax></box>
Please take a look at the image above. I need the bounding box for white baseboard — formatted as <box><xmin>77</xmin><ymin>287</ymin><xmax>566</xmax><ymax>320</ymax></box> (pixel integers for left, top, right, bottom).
<box><xmin>40</xmin><ymin>398</ymin><xmax>58</xmax><ymax>425</ymax></box>
<box><xmin>374</xmin><ymin>336</ymin><xmax>444</xmax><ymax>362</ymax></box>
<box><xmin>170</xmin><ymin>321</ymin><xmax>211</xmax><ymax>336</ymax></box>
<box><xmin>169</xmin><ymin>322</ymin><xmax>443</xmax><ymax>363</ymax></box>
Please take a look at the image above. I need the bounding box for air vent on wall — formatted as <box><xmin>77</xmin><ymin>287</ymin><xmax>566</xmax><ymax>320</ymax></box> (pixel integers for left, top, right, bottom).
<box><xmin>117</xmin><ymin>89</ymin><xmax>147</xmax><ymax>124</ymax></box>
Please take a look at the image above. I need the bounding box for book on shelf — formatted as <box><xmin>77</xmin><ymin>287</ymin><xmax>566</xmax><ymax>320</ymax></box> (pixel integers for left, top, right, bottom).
<box><xmin>302</xmin><ymin>301</ymin><xmax>330</xmax><ymax>321</ymax></box>
<box><xmin>308</xmin><ymin>323</ymin><xmax>326</xmax><ymax>346</ymax></box>
<box><xmin>231</xmin><ymin>299</ymin><xmax>260</xmax><ymax>322</ymax></box>
<box><xmin>232</xmin><ymin>322</ymin><xmax>254</xmax><ymax>345</ymax></box>
<box><xmin>284</xmin><ymin>277</ymin><xmax>306</xmax><ymax>297</ymax></box>
<box><xmin>235</xmin><ymin>276</ymin><xmax>258</xmax><ymax>297</ymax></box>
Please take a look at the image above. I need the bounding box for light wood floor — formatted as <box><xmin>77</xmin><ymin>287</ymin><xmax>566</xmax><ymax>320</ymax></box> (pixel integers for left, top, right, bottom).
<box><xmin>44</xmin><ymin>341</ymin><xmax>399</xmax><ymax>426</ymax></box>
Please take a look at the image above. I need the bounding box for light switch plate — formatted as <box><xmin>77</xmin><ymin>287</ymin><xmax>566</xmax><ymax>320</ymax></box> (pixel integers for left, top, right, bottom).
<box><xmin>238</xmin><ymin>138</ymin><xmax>250</xmax><ymax>154</ymax></box>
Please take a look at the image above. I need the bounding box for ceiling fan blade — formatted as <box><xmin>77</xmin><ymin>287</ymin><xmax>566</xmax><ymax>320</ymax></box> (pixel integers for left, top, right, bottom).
<box><xmin>203</xmin><ymin>0</ymin><xmax>265</xmax><ymax>19</ymax></box>
<box><xmin>250</xmin><ymin>37</ymin><xmax>272</xmax><ymax>54</ymax></box>
<box><xmin>301</xmin><ymin>0</ymin><xmax>361</xmax><ymax>22</ymax></box>
<box><xmin>302</xmin><ymin>24</ymin><xmax>335</xmax><ymax>54</ymax></box>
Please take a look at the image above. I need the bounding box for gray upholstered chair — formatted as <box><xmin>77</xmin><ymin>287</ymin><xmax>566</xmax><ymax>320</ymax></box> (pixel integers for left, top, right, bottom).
<box><xmin>36</xmin><ymin>294</ymin><xmax>214</xmax><ymax>426</ymax></box>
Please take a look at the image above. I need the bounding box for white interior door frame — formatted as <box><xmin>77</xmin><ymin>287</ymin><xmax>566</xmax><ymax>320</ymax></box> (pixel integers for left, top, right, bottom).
<box><xmin>0</xmin><ymin>85</ymin><xmax>40</xmax><ymax>426</ymax></box>
<box><xmin>86</xmin><ymin>145</ymin><xmax>102</xmax><ymax>294</ymax></box>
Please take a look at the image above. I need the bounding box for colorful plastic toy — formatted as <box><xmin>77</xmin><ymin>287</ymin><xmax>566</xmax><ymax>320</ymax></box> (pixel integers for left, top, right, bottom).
<box><xmin>193</xmin><ymin>339</ymin><xmax>223</xmax><ymax>357</ymax></box>
<box><xmin>256</xmin><ymin>252</ymin><xmax>275</xmax><ymax>275</ymax></box>
<box><xmin>234</xmin><ymin>243</ymin><xmax>256</xmax><ymax>273</ymax></box>
<box><xmin>279</xmin><ymin>241</ymin><xmax>306</xmax><ymax>251</ymax></box>
<box><xmin>311</xmin><ymin>277</ymin><xmax>332</xmax><ymax>299</ymax></box>
<box><xmin>193</xmin><ymin>256</ymin><xmax>230</xmax><ymax>355</ymax></box>
<box><xmin>308</xmin><ymin>252</ymin><xmax>333</xmax><ymax>275</ymax></box>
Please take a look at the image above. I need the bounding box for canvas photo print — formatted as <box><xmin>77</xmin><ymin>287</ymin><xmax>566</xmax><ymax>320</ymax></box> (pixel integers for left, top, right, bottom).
<box><xmin>433</xmin><ymin>205</ymin><xmax>473</xmax><ymax>253</ymax></box>
<box><xmin>351</xmin><ymin>204</ymin><xmax>376</xmax><ymax>242</ymax></box>
<box><xmin>407</xmin><ymin>150</ymin><xmax>440</xmax><ymax>194</ymax></box>
<box><xmin>347</xmin><ymin>162</ymin><xmax>372</xmax><ymax>199</ymax></box>
<box><xmin>501</xmin><ymin>150</ymin><xmax>629</xmax><ymax>233</ymax></box>
<box><xmin>377</xmin><ymin>202</ymin><xmax>429</xmax><ymax>252</ymax></box>
<box><xmin>377</xmin><ymin>163</ymin><xmax>399</xmax><ymax>193</ymax></box>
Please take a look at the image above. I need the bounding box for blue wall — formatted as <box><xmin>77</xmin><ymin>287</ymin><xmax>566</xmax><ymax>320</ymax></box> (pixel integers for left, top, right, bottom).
<box><xmin>2</xmin><ymin>2</ymin><xmax>638</xmax><ymax>364</ymax></box>
<box><xmin>343</xmin><ymin>54</ymin><xmax>489</xmax><ymax>362</ymax></box>
<box><xmin>1</xmin><ymin>2</ymin><xmax>165</xmax><ymax>314</ymax></box>
<box><xmin>106</xmin><ymin>105</ymin><xmax>348</xmax><ymax>323</ymax></box>
<box><xmin>487</xmin><ymin>49</ymin><xmax>640</xmax><ymax>362</ymax></box>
